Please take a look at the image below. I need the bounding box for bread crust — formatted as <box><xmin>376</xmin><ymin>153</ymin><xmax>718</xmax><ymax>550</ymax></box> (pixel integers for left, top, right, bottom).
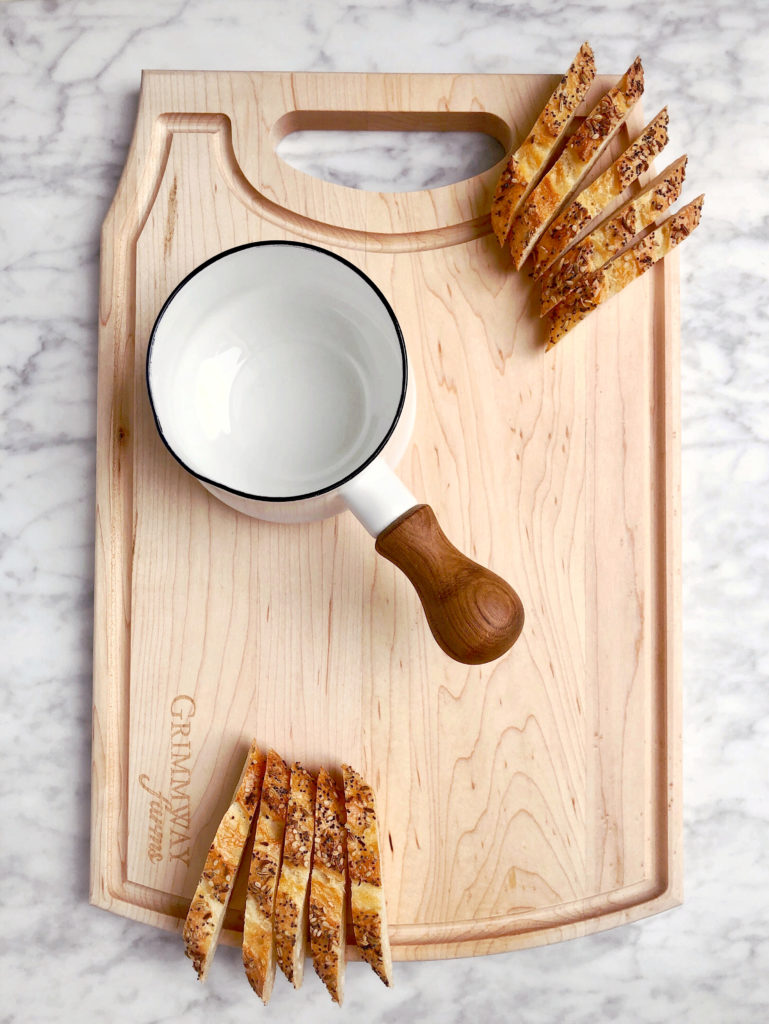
<box><xmin>273</xmin><ymin>764</ymin><xmax>316</xmax><ymax>989</ymax></box>
<box><xmin>309</xmin><ymin>768</ymin><xmax>347</xmax><ymax>1004</ymax></box>
<box><xmin>242</xmin><ymin>749</ymin><xmax>290</xmax><ymax>1004</ymax></box>
<box><xmin>491</xmin><ymin>42</ymin><xmax>596</xmax><ymax>247</ymax></box>
<box><xmin>540</xmin><ymin>154</ymin><xmax>687</xmax><ymax>314</ymax></box>
<box><xmin>182</xmin><ymin>740</ymin><xmax>266</xmax><ymax>982</ymax></box>
<box><xmin>342</xmin><ymin>764</ymin><xmax>393</xmax><ymax>987</ymax></box>
<box><xmin>510</xmin><ymin>57</ymin><xmax>645</xmax><ymax>269</ymax></box>
<box><xmin>546</xmin><ymin>194</ymin><xmax>704</xmax><ymax>349</ymax></box>
<box><xmin>532</xmin><ymin>106</ymin><xmax>669</xmax><ymax>278</ymax></box>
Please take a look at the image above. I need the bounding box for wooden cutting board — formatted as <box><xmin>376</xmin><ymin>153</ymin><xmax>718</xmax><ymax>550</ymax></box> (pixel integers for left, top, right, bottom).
<box><xmin>91</xmin><ymin>70</ymin><xmax>682</xmax><ymax>960</ymax></box>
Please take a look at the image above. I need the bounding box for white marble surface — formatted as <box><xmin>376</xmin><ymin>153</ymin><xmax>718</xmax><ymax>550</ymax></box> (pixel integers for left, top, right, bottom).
<box><xmin>2</xmin><ymin>0</ymin><xmax>768</xmax><ymax>1020</ymax></box>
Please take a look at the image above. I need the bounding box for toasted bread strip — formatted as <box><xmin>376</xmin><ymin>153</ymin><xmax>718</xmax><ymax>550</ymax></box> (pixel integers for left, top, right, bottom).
<box><xmin>342</xmin><ymin>764</ymin><xmax>393</xmax><ymax>987</ymax></box>
<box><xmin>540</xmin><ymin>155</ymin><xmax>687</xmax><ymax>315</ymax></box>
<box><xmin>309</xmin><ymin>768</ymin><xmax>347</xmax><ymax>1004</ymax></box>
<box><xmin>273</xmin><ymin>764</ymin><xmax>316</xmax><ymax>989</ymax></box>
<box><xmin>531</xmin><ymin>106</ymin><xmax>669</xmax><ymax>277</ymax></box>
<box><xmin>182</xmin><ymin>740</ymin><xmax>266</xmax><ymax>981</ymax></box>
<box><xmin>510</xmin><ymin>57</ymin><xmax>645</xmax><ymax>270</ymax></box>
<box><xmin>546</xmin><ymin>194</ymin><xmax>704</xmax><ymax>349</ymax></box>
<box><xmin>491</xmin><ymin>42</ymin><xmax>596</xmax><ymax>247</ymax></box>
<box><xmin>242</xmin><ymin>750</ymin><xmax>290</xmax><ymax>1004</ymax></box>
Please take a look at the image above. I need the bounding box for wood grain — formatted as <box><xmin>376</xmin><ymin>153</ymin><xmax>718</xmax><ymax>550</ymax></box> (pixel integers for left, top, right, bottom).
<box><xmin>91</xmin><ymin>70</ymin><xmax>682</xmax><ymax>960</ymax></box>
<box><xmin>376</xmin><ymin>504</ymin><xmax>524</xmax><ymax>664</ymax></box>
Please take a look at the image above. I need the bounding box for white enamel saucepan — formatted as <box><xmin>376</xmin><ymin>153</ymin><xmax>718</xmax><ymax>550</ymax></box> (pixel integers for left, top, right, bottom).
<box><xmin>146</xmin><ymin>241</ymin><xmax>524</xmax><ymax>664</ymax></box>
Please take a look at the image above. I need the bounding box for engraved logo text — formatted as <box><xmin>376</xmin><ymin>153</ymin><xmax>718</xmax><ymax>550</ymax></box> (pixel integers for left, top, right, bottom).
<box><xmin>138</xmin><ymin>694</ymin><xmax>197</xmax><ymax>866</ymax></box>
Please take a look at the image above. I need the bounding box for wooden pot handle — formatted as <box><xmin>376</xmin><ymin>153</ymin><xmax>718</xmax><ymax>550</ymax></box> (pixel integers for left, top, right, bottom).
<box><xmin>375</xmin><ymin>505</ymin><xmax>524</xmax><ymax>665</ymax></box>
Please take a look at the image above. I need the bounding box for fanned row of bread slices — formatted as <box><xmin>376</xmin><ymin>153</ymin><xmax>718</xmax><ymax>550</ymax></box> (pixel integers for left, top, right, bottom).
<box><xmin>182</xmin><ymin>741</ymin><xmax>392</xmax><ymax>1005</ymax></box>
<box><xmin>491</xmin><ymin>41</ymin><xmax>704</xmax><ymax>349</ymax></box>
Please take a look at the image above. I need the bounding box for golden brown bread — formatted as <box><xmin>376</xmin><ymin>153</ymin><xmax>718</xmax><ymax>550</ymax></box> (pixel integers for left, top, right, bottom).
<box><xmin>546</xmin><ymin>194</ymin><xmax>704</xmax><ymax>349</ymax></box>
<box><xmin>309</xmin><ymin>768</ymin><xmax>347</xmax><ymax>1004</ymax></box>
<box><xmin>242</xmin><ymin>749</ymin><xmax>290</xmax><ymax>1004</ymax></box>
<box><xmin>510</xmin><ymin>57</ymin><xmax>645</xmax><ymax>270</ymax></box>
<box><xmin>342</xmin><ymin>764</ymin><xmax>393</xmax><ymax>987</ymax></box>
<box><xmin>182</xmin><ymin>740</ymin><xmax>266</xmax><ymax>982</ymax></box>
<box><xmin>540</xmin><ymin>154</ymin><xmax>687</xmax><ymax>315</ymax></box>
<box><xmin>491</xmin><ymin>42</ymin><xmax>596</xmax><ymax>247</ymax></box>
<box><xmin>531</xmin><ymin>106</ymin><xmax>669</xmax><ymax>277</ymax></box>
<box><xmin>273</xmin><ymin>764</ymin><xmax>316</xmax><ymax>989</ymax></box>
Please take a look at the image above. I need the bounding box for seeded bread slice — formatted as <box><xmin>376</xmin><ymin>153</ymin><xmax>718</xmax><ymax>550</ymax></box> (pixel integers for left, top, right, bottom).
<box><xmin>309</xmin><ymin>768</ymin><xmax>347</xmax><ymax>1004</ymax></box>
<box><xmin>242</xmin><ymin>749</ymin><xmax>291</xmax><ymax>1004</ymax></box>
<box><xmin>342</xmin><ymin>764</ymin><xmax>393</xmax><ymax>987</ymax></box>
<box><xmin>546</xmin><ymin>194</ymin><xmax>704</xmax><ymax>349</ymax></box>
<box><xmin>273</xmin><ymin>764</ymin><xmax>317</xmax><ymax>989</ymax></box>
<box><xmin>182</xmin><ymin>740</ymin><xmax>266</xmax><ymax>981</ymax></box>
<box><xmin>491</xmin><ymin>42</ymin><xmax>596</xmax><ymax>247</ymax></box>
<box><xmin>510</xmin><ymin>57</ymin><xmax>645</xmax><ymax>270</ymax></box>
<box><xmin>540</xmin><ymin>154</ymin><xmax>687</xmax><ymax>314</ymax></box>
<box><xmin>531</xmin><ymin>106</ymin><xmax>669</xmax><ymax>278</ymax></box>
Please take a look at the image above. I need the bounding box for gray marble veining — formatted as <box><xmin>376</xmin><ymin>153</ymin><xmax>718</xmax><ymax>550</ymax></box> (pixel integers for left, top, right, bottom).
<box><xmin>277</xmin><ymin>129</ymin><xmax>505</xmax><ymax>190</ymax></box>
<box><xmin>2</xmin><ymin>0</ymin><xmax>768</xmax><ymax>1021</ymax></box>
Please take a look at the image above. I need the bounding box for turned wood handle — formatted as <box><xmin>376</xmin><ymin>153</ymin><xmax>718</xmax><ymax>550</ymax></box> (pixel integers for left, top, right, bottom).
<box><xmin>375</xmin><ymin>505</ymin><xmax>524</xmax><ymax>665</ymax></box>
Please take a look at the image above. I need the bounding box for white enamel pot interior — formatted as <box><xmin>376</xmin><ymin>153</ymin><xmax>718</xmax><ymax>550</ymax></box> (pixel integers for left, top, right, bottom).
<box><xmin>147</xmin><ymin>242</ymin><xmax>523</xmax><ymax>665</ymax></box>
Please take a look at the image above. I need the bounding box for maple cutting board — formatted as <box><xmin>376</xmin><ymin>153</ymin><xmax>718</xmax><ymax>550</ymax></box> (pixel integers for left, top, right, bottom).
<box><xmin>91</xmin><ymin>70</ymin><xmax>682</xmax><ymax>960</ymax></box>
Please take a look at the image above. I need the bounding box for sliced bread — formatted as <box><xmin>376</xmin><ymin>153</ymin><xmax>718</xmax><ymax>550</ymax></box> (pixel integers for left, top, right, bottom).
<box><xmin>242</xmin><ymin>749</ymin><xmax>291</xmax><ymax>1004</ymax></box>
<box><xmin>531</xmin><ymin>105</ymin><xmax>669</xmax><ymax>277</ymax></box>
<box><xmin>309</xmin><ymin>768</ymin><xmax>347</xmax><ymax>1004</ymax></box>
<box><xmin>510</xmin><ymin>57</ymin><xmax>645</xmax><ymax>269</ymax></box>
<box><xmin>342</xmin><ymin>764</ymin><xmax>393</xmax><ymax>987</ymax></box>
<box><xmin>182</xmin><ymin>740</ymin><xmax>266</xmax><ymax>981</ymax></box>
<box><xmin>540</xmin><ymin>154</ymin><xmax>687</xmax><ymax>314</ymax></box>
<box><xmin>491</xmin><ymin>42</ymin><xmax>596</xmax><ymax>247</ymax></box>
<box><xmin>273</xmin><ymin>764</ymin><xmax>317</xmax><ymax>989</ymax></box>
<box><xmin>546</xmin><ymin>194</ymin><xmax>704</xmax><ymax>349</ymax></box>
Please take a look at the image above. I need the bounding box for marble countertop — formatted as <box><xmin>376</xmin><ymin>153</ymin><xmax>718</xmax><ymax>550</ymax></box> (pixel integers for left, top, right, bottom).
<box><xmin>2</xmin><ymin>0</ymin><xmax>767</xmax><ymax>1021</ymax></box>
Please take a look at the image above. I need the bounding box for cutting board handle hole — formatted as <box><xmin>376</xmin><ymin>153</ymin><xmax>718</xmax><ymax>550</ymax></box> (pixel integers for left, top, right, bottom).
<box><xmin>273</xmin><ymin>110</ymin><xmax>509</xmax><ymax>193</ymax></box>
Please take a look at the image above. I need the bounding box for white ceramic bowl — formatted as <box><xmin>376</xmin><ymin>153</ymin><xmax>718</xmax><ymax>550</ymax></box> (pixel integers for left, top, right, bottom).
<box><xmin>147</xmin><ymin>241</ymin><xmax>417</xmax><ymax>530</ymax></box>
<box><xmin>147</xmin><ymin>241</ymin><xmax>523</xmax><ymax>664</ymax></box>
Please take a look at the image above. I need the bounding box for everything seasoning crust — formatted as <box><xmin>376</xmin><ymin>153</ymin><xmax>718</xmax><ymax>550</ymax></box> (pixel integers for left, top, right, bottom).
<box><xmin>312</xmin><ymin>769</ymin><xmax>346</xmax><ymax>875</ymax></box>
<box><xmin>182</xmin><ymin>747</ymin><xmax>394</xmax><ymax>1002</ymax></box>
<box><xmin>282</xmin><ymin>765</ymin><xmax>316</xmax><ymax>870</ymax></box>
<box><xmin>343</xmin><ymin>765</ymin><xmax>382</xmax><ymax>886</ymax></box>
<box><xmin>274</xmin><ymin>764</ymin><xmax>317</xmax><ymax>988</ymax></box>
<box><xmin>342</xmin><ymin>764</ymin><xmax>393</xmax><ymax>987</ymax></box>
<box><xmin>508</xmin><ymin>56</ymin><xmax>645</xmax><ymax>269</ymax></box>
<box><xmin>246</xmin><ymin>752</ymin><xmax>290</xmax><ymax>918</ymax></box>
<box><xmin>546</xmin><ymin>194</ymin><xmax>704</xmax><ymax>348</ymax></box>
<box><xmin>182</xmin><ymin>740</ymin><xmax>266</xmax><ymax>982</ymax></box>
<box><xmin>308</xmin><ymin>870</ymin><xmax>345</xmax><ymax>1001</ymax></box>
<box><xmin>490</xmin><ymin>41</ymin><xmax>596</xmax><ymax>247</ymax></box>
<box><xmin>540</xmin><ymin>155</ymin><xmax>687</xmax><ymax>314</ymax></box>
<box><xmin>491</xmin><ymin>46</ymin><xmax>703</xmax><ymax>348</ymax></box>
<box><xmin>309</xmin><ymin>768</ymin><xmax>347</xmax><ymax>1003</ymax></box>
<box><xmin>183</xmin><ymin>894</ymin><xmax>214</xmax><ymax>977</ymax></box>
<box><xmin>531</xmin><ymin>106</ymin><xmax>670</xmax><ymax>277</ymax></box>
<box><xmin>242</xmin><ymin>749</ymin><xmax>290</xmax><ymax>1004</ymax></box>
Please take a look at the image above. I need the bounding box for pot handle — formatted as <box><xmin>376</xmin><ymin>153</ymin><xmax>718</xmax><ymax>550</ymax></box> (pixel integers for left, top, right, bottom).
<box><xmin>341</xmin><ymin>462</ymin><xmax>524</xmax><ymax>665</ymax></box>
